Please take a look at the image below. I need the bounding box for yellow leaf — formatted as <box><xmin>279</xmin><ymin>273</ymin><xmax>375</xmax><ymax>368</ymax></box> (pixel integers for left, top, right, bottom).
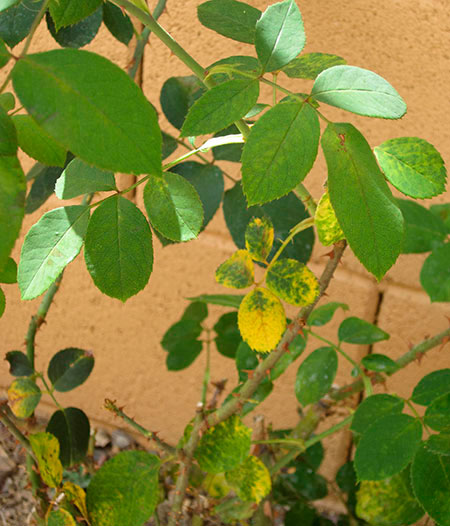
<box><xmin>7</xmin><ymin>378</ymin><xmax>41</xmax><ymax>418</ymax></box>
<box><xmin>62</xmin><ymin>482</ymin><xmax>88</xmax><ymax>520</ymax></box>
<box><xmin>29</xmin><ymin>432</ymin><xmax>63</xmax><ymax>488</ymax></box>
<box><xmin>266</xmin><ymin>258</ymin><xmax>319</xmax><ymax>306</ymax></box>
<box><xmin>225</xmin><ymin>455</ymin><xmax>272</xmax><ymax>503</ymax></box>
<box><xmin>238</xmin><ymin>287</ymin><xmax>286</xmax><ymax>352</ymax></box>
<box><xmin>216</xmin><ymin>250</ymin><xmax>254</xmax><ymax>289</ymax></box>
<box><xmin>47</xmin><ymin>509</ymin><xmax>76</xmax><ymax>526</ymax></box>
<box><xmin>315</xmin><ymin>190</ymin><xmax>345</xmax><ymax>246</ymax></box>
<box><xmin>245</xmin><ymin>216</ymin><xmax>274</xmax><ymax>262</ymax></box>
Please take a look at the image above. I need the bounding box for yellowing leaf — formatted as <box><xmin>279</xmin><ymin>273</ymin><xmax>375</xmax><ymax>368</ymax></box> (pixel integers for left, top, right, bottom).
<box><xmin>315</xmin><ymin>191</ymin><xmax>345</xmax><ymax>246</ymax></box>
<box><xmin>238</xmin><ymin>287</ymin><xmax>286</xmax><ymax>352</ymax></box>
<box><xmin>225</xmin><ymin>455</ymin><xmax>271</xmax><ymax>503</ymax></box>
<box><xmin>47</xmin><ymin>509</ymin><xmax>76</xmax><ymax>526</ymax></box>
<box><xmin>245</xmin><ymin>216</ymin><xmax>274</xmax><ymax>262</ymax></box>
<box><xmin>216</xmin><ymin>250</ymin><xmax>254</xmax><ymax>289</ymax></box>
<box><xmin>7</xmin><ymin>378</ymin><xmax>41</xmax><ymax>418</ymax></box>
<box><xmin>29</xmin><ymin>432</ymin><xmax>63</xmax><ymax>488</ymax></box>
<box><xmin>266</xmin><ymin>259</ymin><xmax>319</xmax><ymax>307</ymax></box>
<box><xmin>62</xmin><ymin>482</ymin><xmax>88</xmax><ymax>520</ymax></box>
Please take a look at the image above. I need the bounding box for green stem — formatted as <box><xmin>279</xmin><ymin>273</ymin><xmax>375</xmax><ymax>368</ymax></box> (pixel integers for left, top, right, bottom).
<box><xmin>295</xmin><ymin>183</ymin><xmax>317</xmax><ymax>216</ymax></box>
<box><xmin>36</xmin><ymin>373</ymin><xmax>64</xmax><ymax>412</ymax></box>
<box><xmin>272</xmin><ymin>73</ymin><xmax>278</xmax><ymax>105</ymax></box>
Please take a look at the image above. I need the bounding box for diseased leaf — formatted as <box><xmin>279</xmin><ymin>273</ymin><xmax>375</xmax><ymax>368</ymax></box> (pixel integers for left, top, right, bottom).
<box><xmin>238</xmin><ymin>287</ymin><xmax>286</xmax><ymax>352</ymax></box>
<box><xmin>47</xmin><ymin>509</ymin><xmax>76</xmax><ymax>526</ymax></box>
<box><xmin>311</xmin><ymin>65</ymin><xmax>406</xmax><ymax>119</ymax></box>
<box><xmin>322</xmin><ymin>123</ymin><xmax>404</xmax><ymax>279</ymax></box>
<box><xmin>103</xmin><ymin>1</ymin><xmax>134</xmax><ymax>45</ymax></box>
<box><xmin>160</xmin><ymin>76</ymin><xmax>204</xmax><ymax>130</ymax></box>
<box><xmin>181</xmin><ymin>79</ymin><xmax>259</xmax><ymax>137</ymax></box>
<box><xmin>420</xmin><ymin>243</ymin><xmax>450</xmax><ymax>302</ymax></box>
<box><xmin>48</xmin><ymin>0</ymin><xmax>102</xmax><ymax>31</ymax></box>
<box><xmin>242</xmin><ymin>102</ymin><xmax>319</xmax><ymax>205</ymax></box>
<box><xmin>12</xmin><ymin>114</ymin><xmax>66</xmax><ymax>167</ymax></box>
<box><xmin>338</xmin><ymin>317</ymin><xmax>389</xmax><ymax>344</ymax></box>
<box><xmin>351</xmin><ymin>394</ymin><xmax>404</xmax><ymax>435</ymax></box>
<box><xmin>315</xmin><ymin>190</ymin><xmax>345</xmax><ymax>246</ymax></box>
<box><xmin>307</xmin><ymin>302</ymin><xmax>348</xmax><ymax>327</ymax></box>
<box><xmin>62</xmin><ymin>482</ymin><xmax>88</xmax><ymax>521</ymax></box>
<box><xmin>12</xmin><ymin>49</ymin><xmax>162</xmax><ymax>176</ymax></box>
<box><xmin>411</xmin><ymin>369</ymin><xmax>450</xmax><ymax>406</ymax></box>
<box><xmin>48</xmin><ymin>348</ymin><xmax>94</xmax><ymax>392</ymax></box>
<box><xmin>55</xmin><ymin>158</ymin><xmax>116</xmax><ymax>200</ymax></box>
<box><xmin>29</xmin><ymin>432</ymin><xmax>63</xmax><ymax>488</ymax></box>
<box><xmin>144</xmin><ymin>172</ymin><xmax>203</xmax><ymax>242</ymax></box>
<box><xmin>295</xmin><ymin>347</ymin><xmax>337</xmax><ymax>406</ymax></box>
<box><xmin>197</xmin><ymin>0</ymin><xmax>262</xmax><ymax>44</ymax></box>
<box><xmin>225</xmin><ymin>455</ymin><xmax>271</xmax><ymax>503</ymax></box>
<box><xmin>5</xmin><ymin>350</ymin><xmax>33</xmax><ymax>376</ymax></box>
<box><xmin>84</xmin><ymin>196</ymin><xmax>153</xmax><ymax>301</ymax></box>
<box><xmin>374</xmin><ymin>137</ymin><xmax>447</xmax><ymax>199</ymax></box>
<box><xmin>8</xmin><ymin>378</ymin><xmax>41</xmax><ymax>418</ymax></box>
<box><xmin>18</xmin><ymin>206</ymin><xmax>90</xmax><ymax>300</ymax></box>
<box><xmin>245</xmin><ymin>216</ymin><xmax>274</xmax><ymax>262</ymax></box>
<box><xmin>0</xmin><ymin>0</ymin><xmax>43</xmax><ymax>48</ymax></box>
<box><xmin>255</xmin><ymin>0</ymin><xmax>305</xmax><ymax>72</ymax></box>
<box><xmin>216</xmin><ymin>250</ymin><xmax>254</xmax><ymax>289</ymax></box>
<box><xmin>195</xmin><ymin>415</ymin><xmax>251</xmax><ymax>473</ymax></box>
<box><xmin>266</xmin><ymin>258</ymin><xmax>319</xmax><ymax>307</ymax></box>
<box><xmin>282</xmin><ymin>52</ymin><xmax>346</xmax><ymax>79</ymax></box>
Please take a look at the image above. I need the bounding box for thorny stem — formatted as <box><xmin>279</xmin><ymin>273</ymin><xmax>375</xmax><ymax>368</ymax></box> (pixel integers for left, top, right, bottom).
<box><xmin>104</xmin><ymin>399</ymin><xmax>175</xmax><ymax>455</ymax></box>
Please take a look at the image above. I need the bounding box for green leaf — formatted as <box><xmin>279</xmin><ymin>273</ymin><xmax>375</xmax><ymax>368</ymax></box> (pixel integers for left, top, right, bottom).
<box><xmin>216</xmin><ymin>250</ymin><xmax>254</xmax><ymax>289</ymax></box>
<box><xmin>397</xmin><ymin>198</ymin><xmax>447</xmax><ymax>253</ymax></box>
<box><xmin>214</xmin><ymin>311</ymin><xmax>242</xmax><ymax>358</ymax></box>
<box><xmin>411</xmin><ymin>443</ymin><xmax>450</xmax><ymax>526</ymax></box>
<box><xmin>255</xmin><ymin>0</ymin><xmax>305</xmax><ymax>73</ymax></box>
<box><xmin>235</xmin><ymin>341</ymin><xmax>258</xmax><ymax>381</ymax></box>
<box><xmin>295</xmin><ymin>347</ymin><xmax>338</xmax><ymax>406</ymax></box>
<box><xmin>223</xmin><ymin>183</ymin><xmax>314</xmax><ymax>264</ymax></box>
<box><xmin>161</xmin><ymin>319</ymin><xmax>202</xmax><ymax>352</ymax></box>
<box><xmin>214</xmin><ymin>498</ymin><xmax>255</xmax><ymax>523</ymax></box>
<box><xmin>284</xmin><ymin>461</ymin><xmax>328</xmax><ymax>500</ymax></box>
<box><xmin>266</xmin><ymin>259</ymin><xmax>319</xmax><ymax>307</ymax></box>
<box><xmin>430</xmin><ymin>203</ymin><xmax>450</xmax><ymax>233</ymax></box>
<box><xmin>311</xmin><ymin>65</ymin><xmax>406</xmax><ymax>119</ymax></box>
<box><xmin>282</xmin><ymin>52</ymin><xmax>346</xmax><ymax>79</ymax></box>
<box><xmin>47</xmin><ymin>408</ymin><xmax>90</xmax><ymax>467</ymax></box>
<box><xmin>5</xmin><ymin>350</ymin><xmax>33</xmax><ymax>376</ymax></box>
<box><xmin>197</xmin><ymin>0</ymin><xmax>262</xmax><ymax>44</ymax></box>
<box><xmin>55</xmin><ymin>158</ymin><xmax>116</xmax><ymax>199</ymax></box>
<box><xmin>238</xmin><ymin>287</ymin><xmax>286</xmax><ymax>352</ymax></box>
<box><xmin>354</xmin><ymin>414</ymin><xmax>422</xmax><ymax>481</ymax></box>
<box><xmin>48</xmin><ymin>348</ymin><xmax>94</xmax><ymax>392</ymax></box>
<box><xmin>162</xmin><ymin>132</ymin><xmax>177</xmax><ymax>160</ymax></box>
<box><xmin>356</xmin><ymin>467</ymin><xmax>424</xmax><ymax>526</ymax></box>
<box><xmin>336</xmin><ymin>461</ymin><xmax>357</xmax><ymax>493</ymax></box>
<box><xmin>86</xmin><ymin>451</ymin><xmax>160</xmax><ymax>526</ymax></box>
<box><xmin>48</xmin><ymin>0</ymin><xmax>102</xmax><ymax>31</ymax></box>
<box><xmin>12</xmin><ymin>49</ymin><xmax>162</xmax><ymax>176</ymax></box>
<box><xmin>166</xmin><ymin>340</ymin><xmax>203</xmax><ymax>371</ymax></box>
<box><xmin>424</xmin><ymin>392</ymin><xmax>450</xmax><ymax>432</ymax></box>
<box><xmin>322</xmin><ymin>123</ymin><xmax>404</xmax><ymax>279</ymax></box>
<box><xmin>351</xmin><ymin>394</ymin><xmax>404</xmax><ymax>435</ymax></box>
<box><xmin>0</xmin><ymin>256</ymin><xmax>16</xmax><ymax>283</ymax></box>
<box><xmin>0</xmin><ymin>1</ymin><xmax>20</xmax><ymax>13</ymax></box>
<box><xmin>160</xmin><ymin>75</ymin><xmax>204</xmax><ymax>130</ymax></box>
<box><xmin>225</xmin><ymin>455</ymin><xmax>271</xmax><ymax>503</ymax></box>
<box><xmin>425</xmin><ymin>433</ymin><xmax>450</xmax><ymax>456</ymax></box>
<box><xmin>12</xmin><ymin>114</ymin><xmax>66</xmax><ymax>166</ymax></box>
<box><xmin>29</xmin><ymin>432</ymin><xmax>63</xmax><ymax>488</ymax></box>
<box><xmin>0</xmin><ymin>105</ymin><xmax>17</xmax><ymax>156</ymax></box>
<box><xmin>18</xmin><ymin>206</ymin><xmax>90</xmax><ymax>300</ymax></box>
<box><xmin>144</xmin><ymin>172</ymin><xmax>203</xmax><ymax>242</ymax></box>
<box><xmin>307</xmin><ymin>302</ymin><xmax>349</xmax><ymax>327</ymax></box>
<box><xmin>285</xmin><ymin>502</ymin><xmax>317</xmax><ymax>526</ymax></box>
<box><xmin>84</xmin><ymin>196</ymin><xmax>153</xmax><ymax>301</ymax></box>
<box><xmin>0</xmin><ymin>155</ymin><xmax>25</xmax><ymax>272</ymax></box>
<box><xmin>374</xmin><ymin>137</ymin><xmax>447</xmax><ymax>198</ymax></box>
<box><xmin>315</xmin><ymin>190</ymin><xmax>345</xmax><ymax>246</ymax></box>
<box><xmin>47</xmin><ymin>510</ymin><xmax>76</xmax><ymax>526</ymax></box>
<box><xmin>0</xmin><ymin>92</ymin><xmax>15</xmax><ymax>112</ymax></box>
<box><xmin>411</xmin><ymin>369</ymin><xmax>450</xmax><ymax>405</ymax></box>
<box><xmin>8</xmin><ymin>378</ymin><xmax>41</xmax><ymax>418</ymax></box>
<box><xmin>242</xmin><ymin>101</ymin><xmax>319</xmax><ymax>205</ymax></box>
<box><xmin>187</xmin><ymin>293</ymin><xmax>244</xmax><ymax>309</ymax></box>
<box><xmin>46</xmin><ymin>8</ymin><xmax>103</xmax><ymax>49</ymax></box>
<box><xmin>420</xmin><ymin>243</ymin><xmax>450</xmax><ymax>302</ymax></box>
<box><xmin>182</xmin><ymin>302</ymin><xmax>208</xmax><ymax>323</ymax></box>
<box><xmin>25</xmin><ymin>164</ymin><xmax>63</xmax><ymax>214</ymax></box>
<box><xmin>245</xmin><ymin>216</ymin><xmax>274</xmax><ymax>262</ymax></box>
<box><xmin>0</xmin><ymin>0</ymin><xmax>43</xmax><ymax>48</ymax></box>
<box><xmin>338</xmin><ymin>316</ymin><xmax>389</xmax><ymax>344</ymax></box>
<box><xmin>270</xmin><ymin>333</ymin><xmax>306</xmax><ymax>380</ymax></box>
<box><xmin>0</xmin><ymin>287</ymin><xmax>4</xmax><ymax>317</ymax></box>
<box><xmin>181</xmin><ymin>79</ymin><xmax>259</xmax><ymax>137</ymax></box>
<box><xmin>361</xmin><ymin>354</ymin><xmax>399</xmax><ymax>374</ymax></box>
<box><xmin>169</xmin><ymin>161</ymin><xmax>224</xmax><ymax>230</ymax></box>
<box><xmin>103</xmin><ymin>1</ymin><xmax>134</xmax><ymax>45</ymax></box>
<box><xmin>195</xmin><ymin>415</ymin><xmax>252</xmax><ymax>473</ymax></box>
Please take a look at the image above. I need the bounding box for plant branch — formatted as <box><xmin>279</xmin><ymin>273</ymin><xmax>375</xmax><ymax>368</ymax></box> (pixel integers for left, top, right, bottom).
<box><xmin>207</xmin><ymin>240</ymin><xmax>347</xmax><ymax>427</ymax></box>
<box><xmin>104</xmin><ymin>399</ymin><xmax>175</xmax><ymax>454</ymax></box>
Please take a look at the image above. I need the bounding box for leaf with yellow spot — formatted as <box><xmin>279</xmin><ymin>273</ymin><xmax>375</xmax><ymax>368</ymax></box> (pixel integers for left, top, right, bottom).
<box><xmin>266</xmin><ymin>259</ymin><xmax>319</xmax><ymax>307</ymax></box>
<box><xmin>238</xmin><ymin>287</ymin><xmax>286</xmax><ymax>352</ymax></box>
<box><xmin>216</xmin><ymin>250</ymin><xmax>254</xmax><ymax>289</ymax></box>
<box><xmin>195</xmin><ymin>415</ymin><xmax>252</xmax><ymax>474</ymax></box>
<box><xmin>245</xmin><ymin>216</ymin><xmax>274</xmax><ymax>262</ymax></box>
<box><xmin>315</xmin><ymin>190</ymin><xmax>345</xmax><ymax>246</ymax></box>
<box><xmin>47</xmin><ymin>509</ymin><xmax>76</xmax><ymax>526</ymax></box>
<box><xmin>225</xmin><ymin>455</ymin><xmax>271</xmax><ymax>503</ymax></box>
<box><xmin>62</xmin><ymin>482</ymin><xmax>88</xmax><ymax>521</ymax></box>
<box><xmin>29</xmin><ymin>432</ymin><xmax>63</xmax><ymax>488</ymax></box>
<box><xmin>7</xmin><ymin>378</ymin><xmax>41</xmax><ymax>418</ymax></box>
